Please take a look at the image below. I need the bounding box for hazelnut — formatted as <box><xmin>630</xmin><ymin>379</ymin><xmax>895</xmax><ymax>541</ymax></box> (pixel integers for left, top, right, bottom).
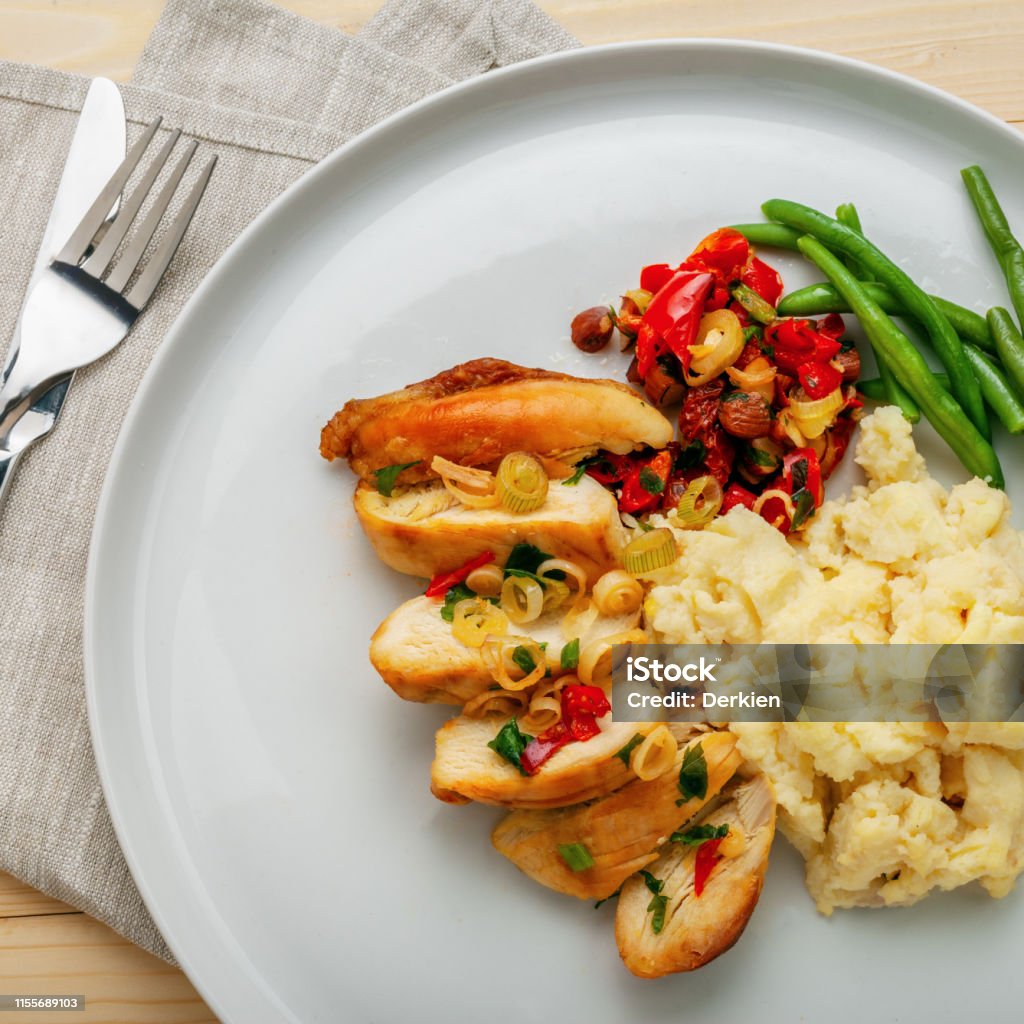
<box><xmin>718</xmin><ymin>391</ymin><xmax>772</xmax><ymax>439</ymax></box>
<box><xmin>834</xmin><ymin>347</ymin><xmax>861</xmax><ymax>382</ymax></box>
<box><xmin>571</xmin><ymin>305</ymin><xmax>614</xmax><ymax>353</ymax></box>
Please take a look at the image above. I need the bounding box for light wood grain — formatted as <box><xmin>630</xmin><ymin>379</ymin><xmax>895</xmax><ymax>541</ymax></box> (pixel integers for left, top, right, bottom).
<box><xmin>0</xmin><ymin>872</ymin><xmax>74</xmax><ymax>918</ymax></box>
<box><xmin>0</xmin><ymin>2</ymin><xmax>1021</xmax><ymax>1023</ymax></box>
<box><xmin>0</xmin><ymin>0</ymin><xmax>1022</xmax><ymax>124</ymax></box>
<box><xmin>0</xmin><ymin>911</ymin><xmax>217</xmax><ymax>1023</ymax></box>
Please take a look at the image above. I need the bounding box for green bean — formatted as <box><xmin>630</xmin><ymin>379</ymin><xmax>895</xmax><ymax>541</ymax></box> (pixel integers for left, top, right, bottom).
<box><xmin>961</xmin><ymin>166</ymin><xmax>1024</xmax><ymax>331</ymax></box>
<box><xmin>796</xmin><ymin>235</ymin><xmax>1003</xmax><ymax>487</ymax></box>
<box><xmin>763</xmin><ymin>199</ymin><xmax>989</xmax><ymax>439</ymax></box>
<box><xmin>860</xmin><ymin>374</ymin><xmax>950</xmax><ymax>400</ymax></box>
<box><xmin>835</xmin><ymin>203</ymin><xmax>875</xmax><ymax>281</ymax></box>
<box><xmin>776</xmin><ymin>283</ymin><xmax>996</xmax><ymax>354</ymax></box>
<box><xmin>962</xmin><ymin>341</ymin><xmax>1024</xmax><ymax>434</ymax></box>
<box><xmin>987</xmin><ymin>307</ymin><xmax>1024</xmax><ymax>403</ymax></box>
<box><xmin>832</xmin><ymin>201</ymin><xmax>919</xmax><ymax>420</ymax></box>
<box><xmin>730</xmin><ymin>223</ymin><xmax>802</xmax><ymax>251</ymax></box>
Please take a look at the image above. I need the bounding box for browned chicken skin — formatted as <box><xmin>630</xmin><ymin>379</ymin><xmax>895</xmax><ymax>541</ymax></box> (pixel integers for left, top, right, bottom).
<box><xmin>320</xmin><ymin>358</ymin><xmax>673</xmax><ymax>483</ymax></box>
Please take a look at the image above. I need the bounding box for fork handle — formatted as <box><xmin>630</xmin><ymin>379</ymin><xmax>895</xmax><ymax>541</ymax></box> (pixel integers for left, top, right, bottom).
<box><xmin>0</xmin><ymin>357</ymin><xmax>55</xmax><ymax>441</ymax></box>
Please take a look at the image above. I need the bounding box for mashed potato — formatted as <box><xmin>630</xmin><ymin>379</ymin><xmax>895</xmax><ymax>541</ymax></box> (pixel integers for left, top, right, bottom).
<box><xmin>645</xmin><ymin>407</ymin><xmax>1024</xmax><ymax>912</ymax></box>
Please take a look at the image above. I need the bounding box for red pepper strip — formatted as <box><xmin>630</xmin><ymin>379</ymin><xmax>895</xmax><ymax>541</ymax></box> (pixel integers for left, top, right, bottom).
<box><xmin>816</xmin><ymin>312</ymin><xmax>846</xmax><ymax>341</ymax></box>
<box><xmin>740</xmin><ymin>256</ymin><xmax>784</xmax><ymax>306</ymax></box>
<box><xmin>520</xmin><ymin>685</ymin><xmax>611</xmax><ymax>774</ymax></box>
<box><xmin>561</xmin><ymin>684</ymin><xmax>611</xmax><ymax>740</ymax></box>
<box><xmin>797</xmin><ymin>360</ymin><xmax>843</xmax><ymax>400</ymax></box>
<box><xmin>768</xmin><ymin>318</ymin><xmax>841</xmax><ymax>374</ymax></box>
<box><xmin>424</xmin><ymin>550</ymin><xmax>495</xmax><ymax>598</ymax></box>
<box><xmin>722</xmin><ymin>482</ymin><xmax>757</xmax><ymax>513</ymax></box>
<box><xmin>704</xmin><ymin>283</ymin><xmax>731</xmax><ymax>312</ymax></box>
<box><xmin>784</xmin><ymin>448</ymin><xmax>823</xmax><ymax>506</ymax></box>
<box><xmin>635</xmin><ymin>321</ymin><xmax>666</xmax><ymax>380</ymax></box>
<box><xmin>756</xmin><ymin>488</ymin><xmax>793</xmax><ymax>535</ymax></box>
<box><xmin>640</xmin><ymin>262</ymin><xmax>676</xmax><ymax>293</ymax></box>
<box><xmin>642</xmin><ymin>270</ymin><xmax>715</xmax><ymax>369</ymax></box>
<box><xmin>685</xmin><ymin>227</ymin><xmax>750</xmax><ymax>283</ymax></box>
<box><xmin>519</xmin><ymin>723</ymin><xmax>570</xmax><ymax>776</ymax></box>
<box><xmin>618</xmin><ymin>449</ymin><xmax>672</xmax><ymax>515</ymax></box>
<box><xmin>584</xmin><ymin>452</ymin><xmax>630</xmax><ymax>486</ymax></box>
<box><xmin>694</xmin><ymin>837</ymin><xmax>724</xmax><ymax>896</ymax></box>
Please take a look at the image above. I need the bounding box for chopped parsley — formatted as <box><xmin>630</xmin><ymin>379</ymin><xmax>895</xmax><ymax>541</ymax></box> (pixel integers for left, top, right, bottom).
<box><xmin>558</xmin><ymin>842</ymin><xmax>596</xmax><ymax>872</ymax></box>
<box><xmin>504</xmin><ymin>542</ymin><xmax>564</xmax><ymax>580</ymax></box>
<box><xmin>613</xmin><ymin>732</ymin><xmax>645</xmax><ymax>767</ymax></box>
<box><xmin>673</xmin><ymin>439</ymin><xmax>706</xmax><ymax>472</ymax></box>
<box><xmin>746</xmin><ymin>443</ymin><xmax>779</xmax><ymax>468</ymax></box>
<box><xmin>677</xmin><ymin>741</ymin><xmax>708</xmax><ymax>803</ymax></box>
<box><xmin>638</xmin><ymin>466</ymin><xmax>665</xmax><ymax>495</ymax></box>
<box><xmin>670</xmin><ymin>823</ymin><xmax>729</xmax><ymax>846</ymax></box>
<box><xmin>560</xmin><ymin>637</ymin><xmax>580</xmax><ymax>671</ymax></box>
<box><xmin>562</xmin><ymin>457</ymin><xmax>598</xmax><ymax>486</ymax></box>
<box><xmin>593</xmin><ymin>887</ymin><xmax>622</xmax><ymax>909</ymax></box>
<box><xmin>487</xmin><ymin>719</ymin><xmax>534</xmax><ymax>776</ymax></box>
<box><xmin>440</xmin><ymin>582</ymin><xmax>475</xmax><ymax>622</ymax></box>
<box><xmin>791</xmin><ymin>489</ymin><xmax>816</xmax><ymax>530</ymax></box>
<box><xmin>512</xmin><ymin>645</ymin><xmax>537</xmax><ymax>675</ymax></box>
<box><xmin>639</xmin><ymin>870</ymin><xmax>668</xmax><ymax>934</ymax></box>
<box><xmin>372</xmin><ymin>460</ymin><xmax>421</xmax><ymax>497</ymax></box>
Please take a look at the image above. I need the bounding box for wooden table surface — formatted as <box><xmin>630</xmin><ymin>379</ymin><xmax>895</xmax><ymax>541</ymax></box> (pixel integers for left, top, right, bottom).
<box><xmin>1</xmin><ymin>1</ymin><xmax>1022</xmax><ymax>1021</ymax></box>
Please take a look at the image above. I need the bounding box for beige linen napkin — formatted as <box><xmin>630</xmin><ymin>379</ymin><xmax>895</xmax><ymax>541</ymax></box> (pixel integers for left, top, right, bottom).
<box><xmin>0</xmin><ymin>0</ymin><xmax>576</xmax><ymax>962</ymax></box>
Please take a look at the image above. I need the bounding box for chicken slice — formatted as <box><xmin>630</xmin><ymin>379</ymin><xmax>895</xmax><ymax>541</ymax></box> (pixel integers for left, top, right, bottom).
<box><xmin>614</xmin><ymin>773</ymin><xmax>777</xmax><ymax>978</ymax></box>
<box><xmin>370</xmin><ymin>595</ymin><xmax>640</xmax><ymax>705</ymax></box>
<box><xmin>320</xmin><ymin>358</ymin><xmax>673</xmax><ymax>483</ymax></box>
<box><xmin>354</xmin><ymin>474</ymin><xmax>627</xmax><ymax>584</ymax></box>
<box><xmin>431</xmin><ymin>717</ymin><xmax>661</xmax><ymax>809</ymax></box>
<box><xmin>491</xmin><ymin>730</ymin><xmax>742</xmax><ymax>899</ymax></box>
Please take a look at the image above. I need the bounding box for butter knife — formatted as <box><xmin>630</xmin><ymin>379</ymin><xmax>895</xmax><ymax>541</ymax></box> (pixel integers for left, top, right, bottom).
<box><xmin>0</xmin><ymin>78</ymin><xmax>126</xmax><ymax>513</ymax></box>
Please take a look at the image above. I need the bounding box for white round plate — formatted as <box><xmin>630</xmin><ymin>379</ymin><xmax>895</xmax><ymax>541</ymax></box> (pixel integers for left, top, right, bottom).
<box><xmin>86</xmin><ymin>41</ymin><xmax>1024</xmax><ymax>1024</ymax></box>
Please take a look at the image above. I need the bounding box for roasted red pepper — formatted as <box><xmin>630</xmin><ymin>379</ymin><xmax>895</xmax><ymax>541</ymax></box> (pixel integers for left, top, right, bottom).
<box><xmin>618</xmin><ymin>449</ymin><xmax>673</xmax><ymax>515</ymax></box>
<box><xmin>767</xmin><ymin>318</ymin><xmax>842</xmax><ymax>375</ymax></box>
<box><xmin>685</xmin><ymin>228</ymin><xmax>749</xmax><ymax>283</ymax></box>
<box><xmin>640</xmin><ymin>262</ymin><xmax>675</xmax><ymax>293</ymax></box>
<box><xmin>642</xmin><ymin>269</ymin><xmax>715</xmax><ymax>370</ymax></box>
<box><xmin>740</xmin><ymin>256</ymin><xmax>784</xmax><ymax>306</ymax></box>
<box><xmin>519</xmin><ymin>684</ymin><xmax>611</xmax><ymax>775</ymax></box>
<box><xmin>694</xmin><ymin>837</ymin><xmax>724</xmax><ymax>896</ymax></box>
<box><xmin>424</xmin><ymin>550</ymin><xmax>494</xmax><ymax>598</ymax></box>
<box><xmin>797</xmin><ymin>360</ymin><xmax>843</xmax><ymax>400</ymax></box>
<box><xmin>721</xmin><ymin>482</ymin><xmax>757</xmax><ymax>513</ymax></box>
<box><xmin>519</xmin><ymin>725</ymin><xmax>570</xmax><ymax>776</ymax></box>
<box><xmin>784</xmin><ymin>448</ymin><xmax>823</xmax><ymax>506</ymax></box>
<box><xmin>561</xmin><ymin>684</ymin><xmax>611</xmax><ymax>740</ymax></box>
<box><xmin>679</xmin><ymin>379</ymin><xmax>735</xmax><ymax>486</ymax></box>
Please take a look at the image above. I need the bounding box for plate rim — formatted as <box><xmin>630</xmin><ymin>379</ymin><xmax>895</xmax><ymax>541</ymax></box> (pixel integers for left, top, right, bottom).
<box><xmin>83</xmin><ymin>37</ymin><xmax>1024</xmax><ymax>1024</ymax></box>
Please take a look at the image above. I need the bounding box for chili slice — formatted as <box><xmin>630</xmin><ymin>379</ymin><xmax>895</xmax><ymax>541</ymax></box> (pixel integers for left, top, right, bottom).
<box><xmin>424</xmin><ymin>550</ymin><xmax>495</xmax><ymax>598</ymax></box>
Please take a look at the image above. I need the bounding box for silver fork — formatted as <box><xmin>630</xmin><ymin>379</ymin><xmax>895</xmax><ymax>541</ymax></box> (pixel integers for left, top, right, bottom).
<box><xmin>0</xmin><ymin>118</ymin><xmax>216</xmax><ymax>447</ymax></box>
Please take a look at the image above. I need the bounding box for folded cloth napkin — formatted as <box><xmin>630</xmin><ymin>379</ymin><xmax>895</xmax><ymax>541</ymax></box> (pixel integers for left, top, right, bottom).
<box><xmin>0</xmin><ymin>0</ymin><xmax>576</xmax><ymax>963</ymax></box>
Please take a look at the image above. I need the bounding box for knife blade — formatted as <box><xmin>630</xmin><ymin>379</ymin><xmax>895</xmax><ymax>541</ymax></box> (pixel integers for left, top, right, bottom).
<box><xmin>0</xmin><ymin>78</ymin><xmax>126</xmax><ymax>513</ymax></box>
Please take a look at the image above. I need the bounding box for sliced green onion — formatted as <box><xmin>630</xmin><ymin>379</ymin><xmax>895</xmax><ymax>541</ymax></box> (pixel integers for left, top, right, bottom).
<box><xmin>730</xmin><ymin>283</ymin><xmax>777</xmax><ymax>324</ymax></box>
<box><xmin>670</xmin><ymin>475</ymin><xmax>723</xmax><ymax>530</ymax></box>
<box><xmin>496</xmin><ymin>451</ymin><xmax>549</xmax><ymax>513</ymax></box>
<box><xmin>557</xmin><ymin>842</ymin><xmax>596</xmax><ymax>872</ymax></box>
<box><xmin>622</xmin><ymin>528</ymin><xmax>677</xmax><ymax>574</ymax></box>
<box><xmin>560</xmin><ymin>637</ymin><xmax>580</xmax><ymax>670</ymax></box>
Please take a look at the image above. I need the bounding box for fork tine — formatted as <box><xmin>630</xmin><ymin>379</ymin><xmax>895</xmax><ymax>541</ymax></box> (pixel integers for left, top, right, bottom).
<box><xmin>56</xmin><ymin>117</ymin><xmax>162</xmax><ymax>265</ymax></box>
<box><xmin>82</xmin><ymin>129</ymin><xmax>182</xmax><ymax>278</ymax></box>
<box><xmin>105</xmin><ymin>140</ymin><xmax>197</xmax><ymax>295</ymax></box>
<box><xmin>123</xmin><ymin>155</ymin><xmax>217</xmax><ymax>310</ymax></box>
